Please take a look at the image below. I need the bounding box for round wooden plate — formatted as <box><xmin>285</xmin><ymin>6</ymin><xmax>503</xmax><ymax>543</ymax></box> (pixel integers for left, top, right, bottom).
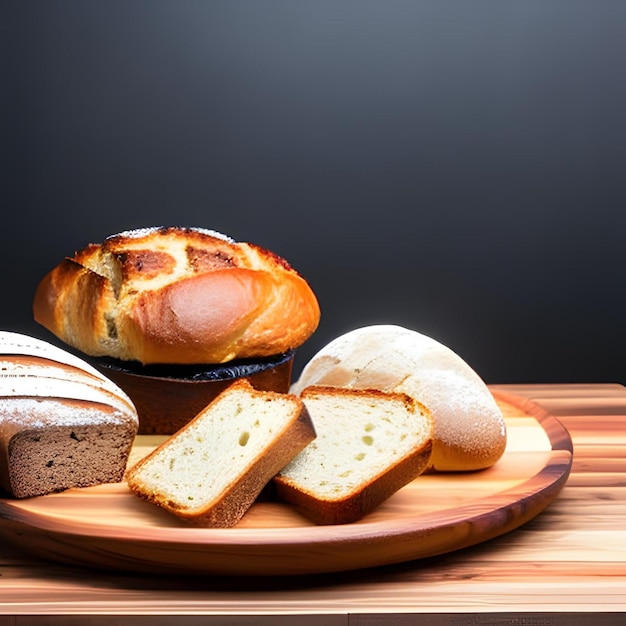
<box><xmin>0</xmin><ymin>390</ymin><xmax>573</xmax><ymax>576</ymax></box>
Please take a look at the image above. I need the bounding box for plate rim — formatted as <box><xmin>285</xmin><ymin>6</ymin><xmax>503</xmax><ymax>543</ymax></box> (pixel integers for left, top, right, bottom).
<box><xmin>0</xmin><ymin>390</ymin><xmax>574</xmax><ymax>574</ymax></box>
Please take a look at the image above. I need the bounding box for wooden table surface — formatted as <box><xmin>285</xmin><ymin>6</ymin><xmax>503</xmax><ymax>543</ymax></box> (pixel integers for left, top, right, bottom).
<box><xmin>1</xmin><ymin>383</ymin><xmax>625</xmax><ymax>625</ymax></box>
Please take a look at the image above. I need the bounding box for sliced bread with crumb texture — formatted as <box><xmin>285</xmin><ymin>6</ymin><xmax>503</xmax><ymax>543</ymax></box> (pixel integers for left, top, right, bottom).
<box><xmin>273</xmin><ymin>386</ymin><xmax>433</xmax><ymax>525</ymax></box>
<box><xmin>125</xmin><ymin>379</ymin><xmax>315</xmax><ymax>527</ymax></box>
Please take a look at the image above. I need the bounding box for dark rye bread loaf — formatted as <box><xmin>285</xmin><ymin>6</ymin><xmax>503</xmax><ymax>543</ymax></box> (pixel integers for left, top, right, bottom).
<box><xmin>0</xmin><ymin>331</ymin><xmax>138</xmax><ymax>498</ymax></box>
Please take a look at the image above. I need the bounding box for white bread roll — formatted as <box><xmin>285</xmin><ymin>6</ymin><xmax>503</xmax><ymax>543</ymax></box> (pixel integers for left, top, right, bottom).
<box><xmin>291</xmin><ymin>325</ymin><xmax>506</xmax><ymax>472</ymax></box>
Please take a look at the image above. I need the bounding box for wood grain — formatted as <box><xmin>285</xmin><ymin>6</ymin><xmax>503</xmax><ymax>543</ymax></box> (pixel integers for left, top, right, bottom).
<box><xmin>0</xmin><ymin>391</ymin><xmax>570</xmax><ymax>576</ymax></box>
<box><xmin>0</xmin><ymin>384</ymin><xmax>625</xmax><ymax>624</ymax></box>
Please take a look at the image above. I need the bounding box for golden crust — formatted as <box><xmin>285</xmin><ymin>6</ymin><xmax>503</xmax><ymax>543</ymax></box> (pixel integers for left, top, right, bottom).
<box><xmin>33</xmin><ymin>227</ymin><xmax>320</xmax><ymax>364</ymax></box>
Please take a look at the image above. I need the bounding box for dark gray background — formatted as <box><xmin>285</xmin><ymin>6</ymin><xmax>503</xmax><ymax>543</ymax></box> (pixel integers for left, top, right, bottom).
<box><xmin>4</xmin><ymin>1</ymin><xmax>626</xmax><ymax>383</ymax></box>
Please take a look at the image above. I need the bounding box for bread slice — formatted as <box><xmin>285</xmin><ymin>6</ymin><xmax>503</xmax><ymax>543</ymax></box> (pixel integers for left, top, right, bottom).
<box><xmin>125</xmin><ymin>380</ymin><xmax>315</xmax><ymax>527</ymax></box>
<box><xmin>273</xmin><ymin>386</ymin><xmax>433</xmax><ymax>525</ymax></box>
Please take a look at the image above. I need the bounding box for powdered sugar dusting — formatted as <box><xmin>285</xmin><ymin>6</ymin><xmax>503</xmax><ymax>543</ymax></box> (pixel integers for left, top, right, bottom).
<box><xmin>0</xmin><ymin>397</ymin><xmax>130</xmax><ymax>428</ymax></box>
<box><xmin>107</xmin><ymin>226</ymin><xmax>234</xmax><ymax>242</ymax></box>
<box><xmin>395</xmin><ymin>368</ymin><xmax>506</xmax><ymax>456</ymax></box>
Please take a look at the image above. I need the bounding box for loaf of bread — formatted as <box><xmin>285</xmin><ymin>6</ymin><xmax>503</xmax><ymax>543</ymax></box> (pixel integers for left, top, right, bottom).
<box><xmin>274</xmin><ymin>385</ymin><xmax>433</xmax><ymax>525</ymax></box>
<box><xmin>125</xmin><ymin>379</ymin><xmax>316</xmax><ymax>527</ymax></box>
<box><xmin>0</xmin><ymin>331</ymin><xmax>138</xmax><ymax>498</ymax></box>
<box><xmin>33</xmin><ymin>226</ymin><xmax>320</xmax><ymax>365</ymax></box>
<box><xmin>291</xmin><ymin>325</ymin><xmax>506</xmax><ymax>472</ymax></box>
